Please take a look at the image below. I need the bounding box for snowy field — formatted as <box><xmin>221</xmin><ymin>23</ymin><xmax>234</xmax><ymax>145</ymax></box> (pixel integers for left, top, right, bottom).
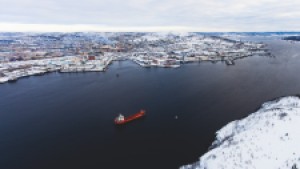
<box><xmin>181</xmin><ymin>96</ymin><xmax>300</xmax><ymax>169</ymax></box>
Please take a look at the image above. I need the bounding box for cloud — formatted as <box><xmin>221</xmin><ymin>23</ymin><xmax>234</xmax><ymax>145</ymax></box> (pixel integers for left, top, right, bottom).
<box><xmin>0</xmin><ymin>0</ymin><xmax>299</xmax><ymax>31</ymax></box>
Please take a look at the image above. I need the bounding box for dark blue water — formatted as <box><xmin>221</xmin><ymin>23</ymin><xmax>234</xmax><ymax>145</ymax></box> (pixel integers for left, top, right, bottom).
<box><xmin>1</xmin><ymin>40</ymin><xmax>300</xmax><ymax>169</ymax></box>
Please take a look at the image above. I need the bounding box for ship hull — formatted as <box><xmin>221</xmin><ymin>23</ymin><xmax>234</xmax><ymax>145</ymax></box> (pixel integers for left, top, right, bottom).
<box><xmin>114</xmin><ymin>110</ymin><xmax>145</xmax><ymax>125</ymax></box>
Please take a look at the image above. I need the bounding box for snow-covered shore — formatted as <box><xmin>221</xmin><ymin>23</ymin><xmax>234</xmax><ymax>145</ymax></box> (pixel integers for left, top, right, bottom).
<box><xmin>181</xmin><ymin>96</ymin><xmax>300</xmax><ymax>169</ymax></box>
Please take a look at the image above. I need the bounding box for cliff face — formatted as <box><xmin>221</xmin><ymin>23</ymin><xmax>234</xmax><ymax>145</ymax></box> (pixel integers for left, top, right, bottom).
<box><xmin>181</xmin><ymin>96</ymin><xmax>300</xmax><ymax>169</ymax></box>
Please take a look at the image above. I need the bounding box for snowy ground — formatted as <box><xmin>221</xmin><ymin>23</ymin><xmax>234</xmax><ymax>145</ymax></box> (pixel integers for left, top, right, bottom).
<box><xmin>181</xmin><ymin>96</ymin><xmax>300</xmax><ymax>169</ymax></box>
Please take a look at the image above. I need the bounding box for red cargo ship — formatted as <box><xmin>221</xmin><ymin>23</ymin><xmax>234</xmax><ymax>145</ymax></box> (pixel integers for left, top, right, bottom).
<box><xmin>114</xmin><ymin>110</ymin><xmax>146</xmax><ymax>125</ymax></box>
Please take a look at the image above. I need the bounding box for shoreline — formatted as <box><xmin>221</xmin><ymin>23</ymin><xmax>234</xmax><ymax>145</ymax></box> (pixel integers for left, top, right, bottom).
<box><xmin>181</xmin><ymin>96</ymin><xmax>300</xmax><ymax>169</ymax></box>
<box><xmin>0</xmin><ymin>50</ymin><xmax>271</xmax><ymax>85</ymax></box>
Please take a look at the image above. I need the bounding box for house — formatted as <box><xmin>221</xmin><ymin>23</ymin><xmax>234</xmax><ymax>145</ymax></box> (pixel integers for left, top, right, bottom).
<box><xmin>88</xmin><ymin>56</ymin><xmax>95</xmax><ymax>60</ymax></box>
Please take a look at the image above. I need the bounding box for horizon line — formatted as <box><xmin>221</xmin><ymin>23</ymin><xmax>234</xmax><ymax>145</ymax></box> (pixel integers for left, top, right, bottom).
<box><xmin>0</xmin><ymin>23</ymin><xmax>299</xmax><ymax>33</ymax></box>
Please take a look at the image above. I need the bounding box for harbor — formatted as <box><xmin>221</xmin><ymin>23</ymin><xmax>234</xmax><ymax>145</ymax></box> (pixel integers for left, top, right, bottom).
<box><xmin>1</xmin><ymin>38</ymin><xmax>300</xmax><ymax>168</ymax></box>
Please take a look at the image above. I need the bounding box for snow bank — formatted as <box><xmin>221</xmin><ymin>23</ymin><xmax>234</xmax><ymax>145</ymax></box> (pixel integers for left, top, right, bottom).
<box><xmin>181</xmin><ymin>96</ymin><xmax>300</xmax><ymax>169</ymax></box>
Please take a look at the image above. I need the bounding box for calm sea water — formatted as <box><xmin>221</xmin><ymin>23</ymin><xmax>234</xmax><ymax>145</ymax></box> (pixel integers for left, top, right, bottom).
<box><xmin>1</xmin><ymin>39</ymin><xmax>300</xmax><ymax>169</ymax></box>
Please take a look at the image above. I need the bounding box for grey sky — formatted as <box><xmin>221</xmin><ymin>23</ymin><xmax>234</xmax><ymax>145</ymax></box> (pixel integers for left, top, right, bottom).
<box><xmin>0</xmin><ymin>0</ymin><xmax>299</xmax><ymax>31</ymax></box>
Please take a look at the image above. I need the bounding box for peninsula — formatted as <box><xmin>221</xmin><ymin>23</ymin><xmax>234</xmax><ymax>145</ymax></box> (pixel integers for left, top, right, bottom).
<box><xmin>0</xmin><ymin>32</ymin><xmax>269</xmax><ymax>84</ymax></box>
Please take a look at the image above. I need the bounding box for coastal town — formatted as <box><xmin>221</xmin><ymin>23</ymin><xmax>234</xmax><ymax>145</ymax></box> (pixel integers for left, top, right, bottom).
<box><xmin>0</xmin><ymin>32</ymin><xmax>269</xmax><ymax>84</ymax></box>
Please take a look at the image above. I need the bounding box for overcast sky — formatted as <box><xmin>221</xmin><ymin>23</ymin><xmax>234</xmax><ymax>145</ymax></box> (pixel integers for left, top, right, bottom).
<box><xmin>0</xmin><ymin>0</ymin><xmax>299</xmax><ymax>32</ymax></box>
